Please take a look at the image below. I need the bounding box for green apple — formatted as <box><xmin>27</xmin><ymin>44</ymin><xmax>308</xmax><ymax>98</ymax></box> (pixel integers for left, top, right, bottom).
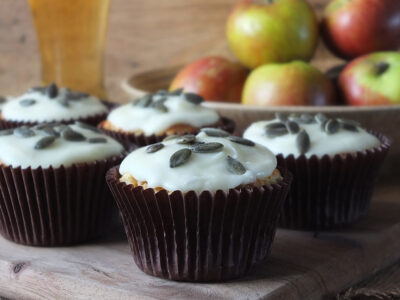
<box><xmin>242</xmin><ymin>61</ymin><xmax>337</xmax><ymax>106</ymax></box>
<box><xmin>339</xmin><ymin>52</ymin><xmax>400</xmax><ymax>105</ymax></box>
<box><xmin>226</xmin><ymin>0</ymin><xmax>319</xmax><ymax>69</ymax></box>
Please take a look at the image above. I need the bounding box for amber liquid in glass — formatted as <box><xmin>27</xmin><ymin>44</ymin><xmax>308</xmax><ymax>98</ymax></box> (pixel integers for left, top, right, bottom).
<box><xmin>28</xmin><ymin>0</ymin><xmax>110</xmax><ymax>98</ymax></box>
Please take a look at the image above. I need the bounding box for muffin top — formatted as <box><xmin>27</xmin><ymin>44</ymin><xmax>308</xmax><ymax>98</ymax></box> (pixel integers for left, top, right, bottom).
<box><xmin>0</xmin><ymin>123</ymin><xmax>124</xmax><ymax>168</ymax></box>
<box><xmin>119</xmin><ymin>129</ymin><xmax>278</xmax><ymax>193</ymax></box>
<box><xmin>2</xmin><ymin>83</ymin><xmax>108</xmax><ymax>122</ymax></box>
<box><xmin>243</xmin><ymin>113</ymin><xmax>381</xmax><ymax>158</ymax></box>
<box><xmin>106</xmin><ymin>89</ymin><xmax>220</xmax><ymax>135</ymax></box>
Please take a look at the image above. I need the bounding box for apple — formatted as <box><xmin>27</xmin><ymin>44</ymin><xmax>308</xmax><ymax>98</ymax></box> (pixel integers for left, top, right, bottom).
<box><xmin>322</xmin><ymin>0</ymin><xmax>400</xmax><ymax>59</ymax></box>
<box><xmin>226</xmin><ymin>0</ymin><xmax>319</xmax><ymax>69</ymax></box>
<box><xmin>242</xmin><ymin>61</ymin><xmax>337</xmax><ymax>106</ymax></box>
<box><xmin>339</xmin><ymin>52</ymin><xmax>400</xmax><ymax>105</ymax></box>
<box><xmin>169</xmin><ymin>56</ymin><xmax>248</xmax><ymax>103</ymax></box>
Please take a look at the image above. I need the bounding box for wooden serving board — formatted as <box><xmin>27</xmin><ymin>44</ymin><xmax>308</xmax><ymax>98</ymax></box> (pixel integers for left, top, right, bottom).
<box><xmin>0</xmin><ymin>182</ymin><xmax>398</xmax><ymax>300</ymax></box>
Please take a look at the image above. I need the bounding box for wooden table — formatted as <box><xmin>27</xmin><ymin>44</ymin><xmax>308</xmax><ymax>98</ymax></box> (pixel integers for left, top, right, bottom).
<box><xmin>0</xmin><ymin>182</ymin><xmax>398</xmax><ymax>299</ymax></box>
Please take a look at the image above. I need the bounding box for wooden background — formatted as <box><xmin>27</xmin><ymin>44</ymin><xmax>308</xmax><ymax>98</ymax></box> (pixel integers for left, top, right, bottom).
<box><xmin>0</xmin><ymin>0</ymin><xmax>341</xmax><ymax>103</ymax></box>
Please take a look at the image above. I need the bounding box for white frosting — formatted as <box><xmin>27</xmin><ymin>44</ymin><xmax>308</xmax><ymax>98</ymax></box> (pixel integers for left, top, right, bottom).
<box><xmin>107</xmin><ymin>94</ymin><xmax>220</xmax><ymax>135</ymax></box>
<box><xmin>119</xmin><ymin>131</ymin><xmax>277</xmax><ymax>193</ymax></box>
<box><xmin>2</xmin><ymin>88</ymin><xmax>108</xmax><ymax>122</ymax></box>
<box><xmin>0</xmin><ymin>124</ymin><xmax>124</xmax><ymax>168</ymax></box>
<box><xmin>243</xmin><ymin>118</ymin><xmax>381</xmax><ymax>158</ymax></box>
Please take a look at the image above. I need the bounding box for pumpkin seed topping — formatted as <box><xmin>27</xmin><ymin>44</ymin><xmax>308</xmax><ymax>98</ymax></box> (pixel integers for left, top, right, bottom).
<box><xmin>201</xmin><ymin>128</ymin><xmax>230</xmax><ymax>137</ymax></box>
<box><xmin>191</xmin><ymin>142</ymin><xmax>224</xmax><ymax>153</ymax></box>
<box><xmin>88</xmin><ymin>137</ymin><xmax>107</xmax><ymax>144</ymax></box>
<box><xmin>35</xmin><ymin>136</ymin><xmax>57</xmax><ymax>149</ymax></box>
<box><xmin>176</xmin><ymin>134</ymin><xmax>196</xmax><ymax>145</ymax></box>
<box><xmin>61</xmin><ymin>128</ymin><xmax>86</xmax><ymax>141</ymax></box>
<box><xmin>19</xmin><ymin>99</ymin><xmax>36</xmax><ymax>107</ymax></box>
<box><xmin>226</xmin><ymin>156</ymin><xmax>246</xmax><ymax>175</ymax></box>
<box><xmin>296</xmin><ymin>130</ymin><xmax>310</xmax><ymax>154</ymax></box>
<box><xmin>46</xmin><ymin>83</ymin><xmax>59</xmax><ymax>98</ymax></box>
<box><xmin>184</xmin><ymin>93</ymin><xmax>204</xmax><ymax>105</ymax></box>
<box><xmin>14</xmin><ymin>127</ymin><xmax>35</xmax><ymax>138</ymax></box>
<box><xmin>286</xmin><ymin>121</ymin><xmax>300</xmax><ymax>134</ymax></box>
<box><xmin>170</xmin><ymin>148</ymin><xmax>192</xmax><ymax>168</ymax></box>
<box><xmin>325</xmin><ymin>119</ymin><xmax>340</xmax><ymax>134</ymax></box>
<box><xmin>228</xmin><ymin>136</ymin><xmax>255</xmax><ymax>146</ymax></box>
<box><xmin>146</xmin><ymin>143</ymin><xmax>164</xmax><ymax>153</ymax></box>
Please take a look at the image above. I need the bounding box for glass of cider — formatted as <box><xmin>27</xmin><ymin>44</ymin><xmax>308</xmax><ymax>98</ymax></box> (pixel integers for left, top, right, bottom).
<box><xmin>28</xmin><ymin>0</ymin><xmax>110</xmax><ymax>99</ymax></box>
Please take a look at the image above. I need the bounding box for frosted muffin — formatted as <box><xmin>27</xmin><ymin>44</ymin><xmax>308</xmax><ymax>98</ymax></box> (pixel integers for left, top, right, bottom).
<box><xmin>106</xmin><ymin>130</ymin><xmax>291</xmax><ymax>281</ymax></box>
<box><xmin>0</xmin><ymin>123</ymin><xmax>124</xmax><ymax>246</ymax></box>
<box><xmin>99</xmin><ymin>89</ymin><xmax>235</xmax><ymax>149</ymax></box>
<box><xmin>0</xmin><ymin>83</ymin><xmax>108</xmax><ymax>129</ymax></box>
<box><xmin>244</xmin><ymin>113</ymin><xmax>391</xmax><ymax>230</ymax></box>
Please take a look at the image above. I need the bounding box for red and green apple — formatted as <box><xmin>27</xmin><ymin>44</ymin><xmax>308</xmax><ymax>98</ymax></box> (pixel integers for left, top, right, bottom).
<box><xmin>339</xmin><ymin>52</ymin><xmax>400</xmax><ymax>105</ymax></box>
<box><xmin>242</xmin><ymin>61</ymin><xmax>337</xmax><ymax>106</ymax></box>
<box><xmin>226</xmin><ymin>0</ymin><xmax>319</xmax><ymax>69</ymax></box>
<box><xmin>322</xmin><ymin>0</ymin><xmax>400</xmax><ymax>59</ymax></box>
<box><xmin>169</xmin><ymin>56</ymin><xmax>248</xmax><ymax>103</ymax></box>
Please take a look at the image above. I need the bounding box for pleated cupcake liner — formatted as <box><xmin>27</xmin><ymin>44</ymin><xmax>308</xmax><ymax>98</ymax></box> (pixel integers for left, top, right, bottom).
<box><xmin>277</xmin><ymin>132</ymin><xmax>391</xmax><ymax>231</ymax></box>
<box><xmin>0</xmin><ymin>154</ymin><xmax>124</xmax><ymax>246</ymax></box>
<box><xmin>106</xmin><ymin>166</ymin><xmax>292</xmax><ymax>282</ymax></box>
<box><xmin>0</xmin><ymin>100</ymin><xmax>117</xmax><ymax>130</ymax></box>
<box><xmin>99</xmin><ymin>117</ymin><xmax>236</xmax><ymax>150</ymax></box>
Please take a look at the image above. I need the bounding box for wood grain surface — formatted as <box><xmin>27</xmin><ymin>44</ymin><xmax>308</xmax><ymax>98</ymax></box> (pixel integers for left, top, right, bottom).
<box><xmin>0</xmin><ymin>182</ymin><xmax>398</xmax><ymax>300</ymax></box>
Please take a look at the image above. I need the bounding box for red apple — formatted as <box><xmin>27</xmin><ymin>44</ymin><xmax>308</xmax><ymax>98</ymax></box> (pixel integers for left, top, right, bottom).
<box><xmin>322</xmin><ymin>0</ymin><xmax>400</xmax><ymax>59</ymax></box>
<box><xmin>242</xmin><ymin>61</ymin><xmax>337</xmax><ymax>106</ymax></box>
<box><xmin>339</xmin><ymin>52</ymin><xmax>400</xmax><ymax>105</ymax></box>
<box><xmin>226</xmin><ymin>0</ymin><xmax>319</xmax><ymax>69</ymax></box>
<box><xmin>169</xmin><ymin>56</ymin><xmax>248</xmax><ymax>103</ymax></box>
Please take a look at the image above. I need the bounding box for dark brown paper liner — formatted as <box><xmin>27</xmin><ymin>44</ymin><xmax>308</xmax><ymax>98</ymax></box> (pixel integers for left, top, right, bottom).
<box><xmin>99</xmin><ymin>117</ymin><xmax>236</xmax><ymax>150</ymax></box>
<box><xmin>106</xmin><ymin>166</ymin><xmax>292</xmax><ymax>282</ymax></box>
<box><xmin>0</xmin><ymin>100</ymin><xmax>117</xmax><ymax>130</ymax></box>
<box><xmin>0</xmin><ymin>154</ymin><xmax>124</xmax><ymax>246</ymax></box>
<box><xmin>277</xmin><ymin>132</ymin><xmax>391</xmax><ymax>231</ymax></box>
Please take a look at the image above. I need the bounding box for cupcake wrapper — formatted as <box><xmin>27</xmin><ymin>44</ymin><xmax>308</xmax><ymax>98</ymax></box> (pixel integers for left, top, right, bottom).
<box><xmin>100</xmin><ymin>117</ymin><xmax>236</xmax><ymax>150</ymax></box>
<box><xmin>106</xmin><ymin>166</ymin><xmax>291</xmax><ymax>282</ymax></box>
<box><xmin>0</xmin><ymin>155</ymin><xmax>124</xmax><ymax>246</ymax></box>
<box><xmin>0</xmin><ymin>100</ymin><xmax>116</xmax><ymax>130</ymax></box>
<box><xmin>278</xmin><ymin>132</ymin><xmax>391</xmax><ymax>231</ymax></box>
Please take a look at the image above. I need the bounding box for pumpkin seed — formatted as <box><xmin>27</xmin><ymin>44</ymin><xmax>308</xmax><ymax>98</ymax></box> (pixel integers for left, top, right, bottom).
<box><xmin>176</xmin><ymin>134</ymin><xmax>196</xmax><ymax>144</ymax></box>
<box><xmin>337</xmin><ymin>118</ymin><xmax>360</xmax><ymax>127</ymax></box>
<box><xmin>266</xmin><ymin>122</ymin><xmax>286</xmax><ymax>130</ymax></box>
<box><xmin>56</xmin><ymin>97</ymin><xmax>69</xmax><ymax>107</ymax></box>
<box><xmin>133</xmin><ymin>94</ymin><xmax>152</xmax><ymax>108</ymax></box>
<box><xmin>170</xmin><ymin>88</ymin><xmax>184</xmax><ymax>96</ymax></box>
<box><xmin>42</xmin><ymin>126</ymin><xmax>60</xmax><ymax>137</ymax></box>
<box><xmin>14</xmin><ymin>127</ymin><xmax>35</xmax><ymax>138</ymax></box>
<box><xmin>46</xmin><ymin>83</ymin><xmax>58</xmax><ymax>98</ymax></box>
<box><xmin>62</xmin><ymin>128</ymin><xmax>86</xmax><ymax>141</ymax></box>
<box><xmin>286</xmin><ymin>121</ymin><xmax>300</xmax><ymax>134</ymax></box>
<box><xmin>0</xmin><ymin>129</ymin><xmax>13</xmax><ymax>136</ymax></box>
<box><xmin>0</xmin><ymin>96</ymin><xmax>6</xmax><ymax>104</ymax></box>
<box><xmin>19</xmin><ymin>99</ymin><xmax>36</xmax><ymax>107</ymax></box>
<box><xmin>146</xmin><ymin>143</ymin><xmax>164</xmax><ymax>153</ymax></box>
<box><xmin>191</xmin><ymin>142</ymin><xmax>224</xmax><ymax>153</ymax></box>
<box><xmin>226</xmin><ymin>156</ymin><xmax>246</xmax><ymax>175</ymax></box>
<box><xmin>228</xmin><ymin>136</ymin><xmax>255</xmax><ymax>146</ymax></box>
<box><xmin>75</xmin><ymin>121</ymin><xmax>100</xmax><ymax>133</ymax></box>
<box><xmin>265</xmin><ymin>124</ymin><xmax>288</xmax><ymax>137</ymax></box>
<box><xmin>67</xmin><ymin>91</ymin><xmax>89</xmax><ymax>100</ymax></box>
<box><xmin>325</xmin><ymin>119</ymin><xmax>340</xmax><ymax>134</ymax></box>
<box><xmin>152</xmin><ymin>98</ymin><xmax>168</xmax><ymax>112</ymax></box>
<box><xmin>274</xmin><ymin>112</ymin><xmax>288</xmax><ymax>122</ymax></box>
<box><xmin>170</xmin><ymin>148</ymin><xmax>192</xmax><ymax>168</ymax></box>
<box><xmin>201</xmin><ymin>128</ymin><xmax>230</xmax><ymax>137</ymax></box>
<box><xmin>299</xmin><ymin>113</ymin><xmax>314</xmax><ymax>124</ymax></box>
<box><xmin>315</xmin><ymin>113</ymin><xmax>328</xmax><ymax>124</ymax></box>
<box><xmin>296</xmin><ymin>130</ymin><xmax>310</xmax><ymax>154</ymax></box>
<box><xmin>34</xmin><ymin>136</ymin><xmax>56</xmax><ymax>149</ymax></box>
<box><xmin>88</xmin><ymin>137</ymin><xmax>107</xmax><ymax>144</ymax></box>
<box><xmin>184</xmin><ymin>93</ymin><xmax>204</xmax><ymax>105</ymax></box>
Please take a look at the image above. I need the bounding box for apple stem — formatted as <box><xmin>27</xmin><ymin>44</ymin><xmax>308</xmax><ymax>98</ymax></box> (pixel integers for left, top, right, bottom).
<box><xmin>375</xmin><ymin>62</ymin><xmax>390</xmax><ymax>75</ymax></box>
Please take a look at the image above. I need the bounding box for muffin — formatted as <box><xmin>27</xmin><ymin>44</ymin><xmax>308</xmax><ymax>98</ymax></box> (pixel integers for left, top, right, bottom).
<box><xmin>244</xmin><ymin>113</ymin><xmax>391</xmax><ymax>231</ymax></box>
<box><xmin>0</xmin><ymin>83</ymin><xmax>109</xmax><ymax>129</ymax></box>
<box><xmin>0</xmin><ymin>122</ymin><xmax>125</xmax><ymax>246</ymax></box>
<box><xmin>98</xmin><ymin>89</ymin><xmax>235</xmax><ymax>149</ymax></box>
<box><xmin>106</xmin><ymin>129</ymin><xmax>291</xmax><ymax>282</ymax></box>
